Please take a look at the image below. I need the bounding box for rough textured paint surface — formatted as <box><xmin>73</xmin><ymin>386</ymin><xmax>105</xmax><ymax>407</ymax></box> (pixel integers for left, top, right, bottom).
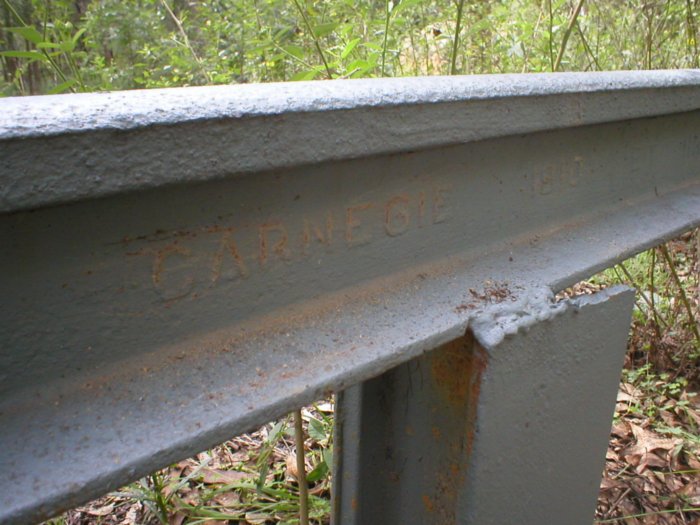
<box><xmin>0</xmin><ymin>73</ymin><xmax>699</xmax><ymax>524</ymax></box>
<box><xmin>334</xmin><ymin>286</ymin><xmax>635</xmax><ymax>525</ymax></box>
<box><xmin>1</xmin><ymin>70</ymin><xmax>700</xmax><ymax>212</ymax></box>
<box><xmin>461</xmin><ymin>286</ymin><xmax>635</xmax><ymax>524</ymax></box>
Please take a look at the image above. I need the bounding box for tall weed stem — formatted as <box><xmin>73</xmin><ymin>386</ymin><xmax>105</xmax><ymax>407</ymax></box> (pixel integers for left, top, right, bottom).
<box><xmin>450</xmin><ymin>0</ymin><xmax>466</xmax><ymax>75</ymax></box>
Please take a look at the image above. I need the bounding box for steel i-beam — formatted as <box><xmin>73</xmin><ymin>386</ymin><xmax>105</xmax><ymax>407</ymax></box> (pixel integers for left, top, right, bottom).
<box><xmin>1</xmin><ymin>70</ymin><xmax>699</xmax><ymax>524</ymax></box>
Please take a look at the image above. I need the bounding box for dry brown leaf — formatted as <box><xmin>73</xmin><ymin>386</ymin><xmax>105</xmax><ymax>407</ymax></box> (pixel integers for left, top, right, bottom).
<box><xmin>612</xmin><ymin>420</ymin><xmax>631</xmax><ymax>438</ymax></box>
<box><xmin>245</xmin><ymin>511</ymin><xmax>270</xmax><ymax>524</ymax></box>
<box><xmin>286</xmin><ymin>452</ymin><xmax>298</xmax><ymax>479</ymax></box>
<box><xmin>687</xmin><ymin>454</ymin><xmax>700</xmax><ymax>470</ymax></box>
<box><xmin>624</xmin><ymin>424</ymin><xmax>682</xmax><ymax>458</ymax></box>
<box><xmin>175</xmin><ymin>489</ymin><xmax>200</xmax><ymax>507</ymax></box>
<box><xmin>616</xmin><ymin>402</ymin><xmax>631</xmax><ymax>413</ymax></box>
<box><xmin>600</xmin><ymin>477</ymin><xmax>625</xmax><ymax>490</ymax></box>
<box><xmin>636</xmin><ymin>451</ymin><xmax>668</xmax><ymax>473</ymax></box>
<box><xmin>176</xmin><ymin>458</ymin><xmax>195</xmax><ymax>469</ymax></box>
<box><xmin>119</xmin><ymin>506</ymin><xmax>139</xmax><ymax>525</ymax></box>
<box><xmin>620</xmin><ymin>383</ymin><xmax>643</xmax><ymax>400</ymax></box>
<box><xmin>200</xmin><ymin>467</ymin><xmax>252</xmax><ymax>485</ymax></box>
<box><xmin>665</xmin><ymin>475</ymin><xmax>685</xmax><ymax>492</ymax></box>
<box><xmin>684</xmin><ymin>406</ymin><xmax>700</xmax><ymax>427</ymax></box>
<box><xmin>680</xmin><ymin>480</ymin><xmax>700</xmax><ymax>505</ymax></box>
<box><xmin>618</xmin><ymin>392</ymin><xmax>636</xmax><ymax>404</ymax></box>
<box><xmin>227</xmin><ymin>450</ymin><xmax>250</xmax><ymax>464</ymax></box>
<box><xmin>86</xmin><ymin>503</ymin><xmax>114</xmax><ymax>516</ymax></box>
<box><xmin>169</xmin><ymin>511</ymin><xmax>186</xmax><ymax>525</ymax></box>
<box><xmin>626</xmin><ymin>452</ymin><xmax>642</xmax><ymax>467</ymax></box>
<box><xmin>642</xmin><ymin>468</ymin><xmax>663</xmax><ymax>485</ymax></box>
<box><xmin>212</xmin><ymin>491</ymin><xmax>240</xmax><ymax>508</ymax></box>
<box><xmin>316</xmin><ymin>401</ymin><xmax>334</xmax><ymax>413</ymax></box>
<box><xmin>641</xmin><ymin>511</ymin><xmax>660</xmax><ymax>525</ymax></box>
<box><xmin>659</xmin><ymin>409</ymin><xmax>679</xmax><ymax>427</ymax></box>
<box><xmin>309</xmin><ymin>483</ymin><xmax>328</xmax><ymax>496</ymax></box>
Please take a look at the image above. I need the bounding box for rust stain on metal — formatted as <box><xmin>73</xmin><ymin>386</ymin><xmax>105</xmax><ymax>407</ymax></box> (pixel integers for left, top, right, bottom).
<box><xmin>112</xmin><ymin>185</ymin><xmax>455</xmax><ymax>308</ymax></box>
<box><xmin>430</xmin><ymin>333</ymin><xmax>487</xmax><ymax>411</ymax></box>
<box><xmin>464</xmin><ymin>336</ymin><xmax>488</xmax><ymax>458</ymax></box>
<box><xmin>27</xmin><ymin>233</ymin><xmax>477</xmax><ymax>427</ymax></box>
<box><xmin>425</xmin><ymin>332</ymin><xmax>489</xmax><ymax>525</ymax></box>
<box><xmin>455</xmin><ymin>280</ymin><xmax>518</xmax><ymax>313</ymax></box>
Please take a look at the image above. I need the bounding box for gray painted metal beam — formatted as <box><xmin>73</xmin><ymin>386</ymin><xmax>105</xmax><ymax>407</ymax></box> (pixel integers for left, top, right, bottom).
<box><xmin>2</xmin><ymin>70</ymin><xmax>700</xmax><ymax>212</ymax></box>
<box><xmin>1</xmin><ymin>72</ymin><xmax>699</xmax><ymax>524</ymax></box>
<box><xmin>333</xmin><ymin>286</ymin><xmax>635</xmax><ymax>524</ymax></box>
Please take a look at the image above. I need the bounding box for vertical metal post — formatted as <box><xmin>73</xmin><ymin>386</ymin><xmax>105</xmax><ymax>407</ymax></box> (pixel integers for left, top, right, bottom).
<box><xmin>333</xmin><ymin>286</ymin><xmax>635</xmax><ymax>525</ymax></box>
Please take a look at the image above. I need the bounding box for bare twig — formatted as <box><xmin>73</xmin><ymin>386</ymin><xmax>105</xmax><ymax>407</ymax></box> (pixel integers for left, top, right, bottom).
<box><xmin>547</xmin><ymin>0</ymin><xmax>555</xmax><ymax>71</ymax></box>
<box><xmin>3</xmin><ymin>0</ymin><xmax>72</xmax><ymax>89</ymax></box>
<box><xmin>521</xmin><ymin>2</ymin><xmax>545</xmax><ymax>72</ymax></box>
<box><xmin>615</xmin><ymin>262</ymin><xmax>668</xmax><ymax>335</ymax></box>
<box><xmin>271</xmin><ymin>41</ymin><xmax>317</xmax><ymax>71</ymax></box>
<box><xmin>574</xmin><ymin>20</ymin><xmax>600</xmax><ymax>70</ymax></box>
<box><xmin>643</xmin><ymin>3</ymin><xmax>654</xmax><ymax>69</ymax></box>
<box><xmin>659</xmin><ymin>244</ymin><xmax>700</xmax><ymax>345</ymax></box>
<box><xmin>554</xmin><ymin>0</ymin><xmax>586</xmax><ymax>71</ymax></box>
<box><xmin>381</xmin><ymin>0</ymin><xmax>391</xmax><ymax>77</ymax></box>
<box><xmin>649</xmin><ymin>247</ymin><xmax>663</xmax><ymax>334</ymax></box>
<box><xmin>159</xmin><ymin>0</ymin><xmax>211</xmax><ymax>83</ymax></box>
<box><xmin>605</xmin><ymin>487</ymin><xmax>632</xmax><ymax>519</ymax></box>
<box><xmin>292</xmin><ymin>0</ymin><xmax>333</xmax><ymax>79</ymax></box>
<box><xmin>294</xmin><ymin>409</ymin><xmax>309</xmax><ymax>525</ymax></box>
<box><xmin>685</xmin><ymin>0</ymin><xmax>700</xmax><ymax>67</ymax></box>
<box><xmin>450</xmin><ymin>0</ymin><xmax>466</xmax><ymax>75</ymax></box>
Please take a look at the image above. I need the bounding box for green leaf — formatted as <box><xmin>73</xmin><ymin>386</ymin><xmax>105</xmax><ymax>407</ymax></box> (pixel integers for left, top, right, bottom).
<box><xmin>306</xmin><ymin>459</ymin><xmax>329</xmax><ymax>483</ymax></box>
<box><xmin>312</xmin><ymin>22</ymin><xmax>339</xmax><ymax>38</ymax></box>
<box><xmin>362</xmin><ymin>41</ymin><xmax>383</xmax><ymax>52</ymax></box>
<box><xmin>290</xmin><ymin>68</ymin><xmax>321</xmax><ymax>81</ymax></box>
<box><xmin>268</xmin><ymin>52</ymin><xmax>287</xmax><ymax>62</ymax></box>
<box><xmin>36</xmin><ymin>42</ymin><xmax>61</xmax><ymax>49</ymax></box>
<box><xmin>72</xmin><ymin>27</ymin><xmax>87</xmax><ymax>45</ymax></box>
<box><xmin>48</xmin><ymin>79</ymin><xmax>77</xmax><ymax>94</ymax></box>
<box><xmin>323</xmin><ymin>447</ymin><xmax>333</xmax><ymax>467</ymax></box>
<box><xmin>308</xmin><ymin>417</ymin><xmax>326</xmax><ymax>443</ymax></box>
<box><xmin>256</xmin><ymin>461</ymin><xmax>269</xmax><ymax>489</ymax></box>
<box><xmin>7</xmin><ymin>26</ymin><xmax>43</xmax><ymax>45</ymax></box>
<box><xmin>341</xmin><ymin>37</ymin><xmax>361</xmax><ymax>59</ymax></box>
<box><xmin>267</xmin><ymin>420</ymin><xmax>285</xmax><ymax>443</ymax></box>
<box><xmin>0</xmin><ymin>50</ymin><xmax>45</xmax><ymax>60</ymax></box>
<box><xmin>346</xmin><ymin>58</ymin><xmax>369</xmax><ymax>70</ymax></box>
<box><xmin>283</xmin><ymin>45</ymin><xmax>305</xmax><ymax>60</ymax></box>
<box><xmin>392</xmin><ymin>0</ymin><xmax>423</xmax><ymax>15</ymax></box>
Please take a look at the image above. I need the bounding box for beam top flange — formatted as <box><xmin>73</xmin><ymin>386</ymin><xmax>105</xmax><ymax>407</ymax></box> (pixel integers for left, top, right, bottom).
<box><xmin>1</xmin><ymin>70</ymin><xmax>700</xmax><ymax>213</ymax></box>
<box><xmin>2</xmin><ymin>70</ymin><xmax>700</xmax><ymax>139</ymax></box>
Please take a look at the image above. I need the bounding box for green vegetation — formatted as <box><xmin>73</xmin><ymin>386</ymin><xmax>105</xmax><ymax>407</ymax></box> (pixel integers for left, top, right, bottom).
<box><xmin>2</xmin><ymin>0</ymin><xmax>699</xmax><ymax>96</ymax></box>
<box><xmin>43</xmin><ymin>404</ymin><xmax>334</xmax><ymax>524</ymax></box>
<box><xmin>589</xmin><ymin>234</ymin><xmax>700</xmax><ymax>524</ymax></box>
